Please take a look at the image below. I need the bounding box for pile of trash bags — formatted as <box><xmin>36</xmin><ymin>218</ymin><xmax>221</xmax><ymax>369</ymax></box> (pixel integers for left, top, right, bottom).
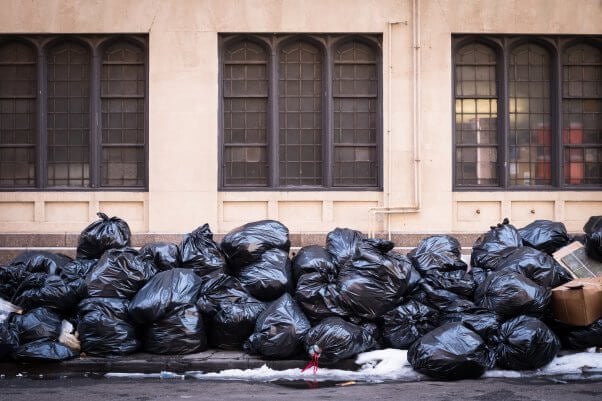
<box><xmin>1</xmin><ymin>213</ymin><xmax>601</xmax><ymax>381</ymax></box>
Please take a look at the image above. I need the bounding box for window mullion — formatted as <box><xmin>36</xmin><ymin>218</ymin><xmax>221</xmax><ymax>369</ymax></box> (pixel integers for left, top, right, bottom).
<box><xmin>324</xmin><ymin>41</ymin><xmax>333</xmax><ymax>187</ymax></box>
<box><xmin>553</xmin><ymin>43</ymin><xmax>563</xmax><ymax>188</ymax></box>
<box><xmin>500</xmin><ymin>39</ymin><xmax>509</xmax><ymax>189</ymax></box>
<box><xmin>90</xmin><ymin>46</ymin><xmax>101</xmax><ymax>188</ymax></box>
<box><xmin>37</xmin><ymin>45</ymin><xmax>47</xmax><ymax>189</ymax></box>
<box><xmin>269</xmin><ymin>43</ymin><xmax>279</xmax><ymax>188</ymax></box>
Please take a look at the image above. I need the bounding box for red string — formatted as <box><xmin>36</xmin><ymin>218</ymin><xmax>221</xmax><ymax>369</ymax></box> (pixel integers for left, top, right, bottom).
<box><xmin>302</xmin><ymin>353</ymin><xmax>320</xmax><ymax>374</ymax></box>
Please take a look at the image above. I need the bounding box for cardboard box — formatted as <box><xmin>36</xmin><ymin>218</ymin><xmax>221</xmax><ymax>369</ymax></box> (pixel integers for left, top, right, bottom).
<box><xmin>552</xmin><ymin>242</ymin><xmax>602</xmax><ymax>279</ymax></box>
<box><xmin>551</xmin><ymin>277</ymin><xmax>602</xmax><ymax>326</ymax></box>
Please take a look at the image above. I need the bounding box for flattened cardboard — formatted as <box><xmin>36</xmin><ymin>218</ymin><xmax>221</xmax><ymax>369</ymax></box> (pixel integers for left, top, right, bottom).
<box><xmin>551</xmin><ymin>277</ymin><xmax>602</xmax><ymax>326</ymax></box>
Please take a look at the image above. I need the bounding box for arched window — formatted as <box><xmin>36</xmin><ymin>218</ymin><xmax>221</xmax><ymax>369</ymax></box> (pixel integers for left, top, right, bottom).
<box><xmin>508</xmin><ymin>42</ymin><xmax>552</xmax><ymax>186</ymax></box>
<box><xmin>0</xmin><ymin>41</ymin><xmax>36</xmax><ymax>187</ymax></box>
<box><xmin>279</xmin><ymin>40</ymin><xmax>323</xmax><ymax>186</ymax></box>
<box><xmin>562</xmin><ymin>43</ymin><xmax>602</xmax><ymax>185</ymax></box>
<box><xmin>101</xmin><ymin>40</ymin><xmax>146</xmax><ymax>187</ymax></box>
<box><xmin>454</xmin><ymin>42</ymin><xmax>498</xmax><ymax>187</ymax></box>
<box><xmin>47</xmin><ymin>41</ymin><xmax>91</xmax><ymax>187</ymax></box>
<box><xmin>223</xmin><ymin>39</ymin><xmax>269</xmax><ymax>187</ymax></box>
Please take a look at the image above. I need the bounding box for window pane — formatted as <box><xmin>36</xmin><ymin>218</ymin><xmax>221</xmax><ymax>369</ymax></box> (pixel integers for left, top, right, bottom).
<box><xmin>0</xmin><ymin>41</ymin><xmax>36</xmax><ymax>187</ymax></box>
<box><xmin>454</xmin><ymin>42</ymin><xmax>499</xmax><ymax>186</ymax></box>
<box><xmin>47</xmin><ymin>41</ymin><xmax>90</xmax><ymax>187</ymax></box>
<box><xmin>101</xmin><ymin>41</ymin><xmax>146</xmax><ymax>187</ymax></box>
<box><xmin>562</xmin><ymin>43</ymin><xmax>602</xmax><ymax>186</ymax></box>
<box><xmin>509</xmin><ymin>43</ymin><xmax>552</xmax><ymax>186</ymax></box>
<box><xmin>279</xmin><ymin>40</ymin><xmax>322</xmax><ymax>186</ymax></box>
<box><xmin>223</xmin><ymin>40</ymin><xmax>269</xmax><ymax>187</ymax></box>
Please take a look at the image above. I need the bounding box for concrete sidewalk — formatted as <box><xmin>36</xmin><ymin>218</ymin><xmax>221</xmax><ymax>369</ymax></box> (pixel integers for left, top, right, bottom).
<box><xmin>0</xmin><ymin>350</ymin><xmax>358</xmax><ymax>377</ymax></box>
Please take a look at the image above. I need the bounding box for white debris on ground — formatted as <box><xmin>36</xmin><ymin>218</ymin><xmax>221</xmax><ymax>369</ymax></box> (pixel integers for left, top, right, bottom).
<box><xmin>104</xmin><ymin>348</ymin><xmax>602</xmax><ymax>382</ymax></box>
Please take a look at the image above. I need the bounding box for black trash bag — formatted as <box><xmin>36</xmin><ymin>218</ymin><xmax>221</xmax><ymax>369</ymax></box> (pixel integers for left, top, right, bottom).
<box><xmin>474</xmin><ymin>270</ymin><xmax>551</xmax><ymax>318</ymax></box>
<box><xmin>179</xmin><ymin>224</ymin><xmax>226</xmax><ymax>277</ymax></box>
<box><xmin>12</xmin><ymin>339</ymin><xmax>78</xmax><ymax>362</ymax></box>
<box><xmin>304</xmin><ymin>317</ymin><xmax>378</xmax><ymax>365</ymax></box>
<box><xmin>12</xmin><ymin>273</ymin><xmax>79</xmax><ymax>314</ymax></box>
<box><xmin>60</xmin><ymin>258</ymin><xmax>97</xmax><ymax>301</ymax></box>
<box><xmin>390</xmin><ymin>252</ymin><xmax>423</xmax><ymax>295</ymax></box>
<box><xmin>76</xmin><ymin>212</ymin><xmax>131</xmax><ymax>259</ymax></box>
<box><xmin>292</xmin><ymin>245</ymin><xmax>336</xmax><ymax>283</ymax></box>
<box><xmin>518</xmin><ymin>220</ymin><xmax>570</xmax><ymax>255</ymax></box>
<box><xmin>440</xmin><ymin>307</ymin><xmax>501</xmax><ymax>341</ymax></box>
<box><xmin>295</xmin><ymin>270</ymin><xmax>348</xmax><ymax>324</ymax></box>
<box><xmin>493</xmin><ymin>315</ymin><xmax>560</xmax><ymax>370</ymax></box>
<box><xmin>141</xmin><ymin>304</ymin><xmax>207</xmax><ymax>355</ymax></box>
<box><xmin>421</xmin><ymin>269</ymin><xmax>476</xmax><ymax>299</ymax></box>
<box><xmin>86</xmin><ymin>248</ymin><xmax>157</xmax><ymax>299</ymax></box>
<box><xmin>494</xmin><ymin>247</ymin><xmax>572</xmax><ymax>288</ymax></box>
<box><xmin>471</xmin><ymin>218</ymin><xmax>522</xmax><ymax>270</ymax></box>
<box><xmin>11</xmin><ymin>307</ymin><xmax>62</xmax><ymax>343</ymax></box>
<box><xmin>238</xmin><ymin>248</ymin><xmax>292</xmax><ymax>302</ymax></box>
<box><xmin>412</xmin><ymin>283</ymin><xmax>476</xmax><ymax>315</ymax></box>
<box><xmin>128</xmin><ymin>268</ymin><xmax>202</xmax><ymax>325</ymax></box>
<box><xmin>77</xmin><ymin>297</ymin><xmax>139</xmax><ymax>356</ymax></box>
<box><xmin>221</xmin><ymin>220</ymin><xmax>290</xmax><ymax>273</ymax></box>
<box><xmin>380</xmin><ymin>300</ymin><xmax>439</xmax><ymax>349</ymax></box>
<box><xmin>244</xmin><ymin>293</ymin><xmax>311</xmax><ymax>359</ymax></box>
<box><xmin>139</xmin><ymin>242</ymin><xmax>181</xmax><ymax>271</ymax></box>
<box><xmin>209</xmin><ymin>301</ymin><xmax>267</xmax><ymax>350</ymax></box>
<box><xmin>548</xmin><ymin>318</ymin><xmax>602</xmax><ymax>349</ymax></box>
<box><xmin>10</xmin><ymin>251</ymin><xmax>72</xmax><ymax>275</ymax></box>
<box><xmin>408</xmin><ymin>322</ymin><xmax>492</xmax><ymax>380</ymax></box>
<box><xmin>584</xmin><ymin>231</ymin><xmax>602</xmax><ymax>262</ymax></box>
<box><xmin>583</xmin><ymin>216</ymin><xmax>602</xmax><ymax>234</ymax></box>
<box><xmin>470</xmin><ymin>267</ymin><xmax>493</xmax><ymax>289</ymax></box>
<box><xmin>0</xmin><ymin>264</ymin><xmax>30</xmax><ymax>300</ymax></box>
<box><xmin>325</xmin><ymin>228</ymin><xmax>366</xmax><ymax>269</ymax></box>
<box><xmin>196</xmin><ymin>273</ymin><xmax>255</xmax><ymax>317</ymax></box>
<box><xmin>0</xmin><ymin>321</ymin><xmax>19</xmax><ymax>361</ymax></box>
<box><xmin>408</xmin><ymin>235</ymin><xmax>467</xmax><ymax>273</ymax></box>
<box><xmin>337</xmin><ymin>239</ymin><xmax>411</xmax><ymax>320</ymax></box>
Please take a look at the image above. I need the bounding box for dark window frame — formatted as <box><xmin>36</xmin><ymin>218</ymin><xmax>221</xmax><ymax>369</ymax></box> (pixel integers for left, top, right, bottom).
<box><xmin>218</xmin><ymin>33</ymin><xmax>384</xmax><ymax>191</ymax></box>
<box><xmin>0</xmin><ymin>34</ymin><xmax>148</xmax><ymax>192</ymax></box>
<box><xmin>452</xmin><ymin>35</ymin><xmax>602</xmax><ymax>191</ymax></box>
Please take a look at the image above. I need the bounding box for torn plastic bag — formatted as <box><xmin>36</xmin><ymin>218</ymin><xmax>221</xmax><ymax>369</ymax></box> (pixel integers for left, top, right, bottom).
<box><xmin>12</xmin><ymin>339</ymin><xmax>78</xmax><ymax>362</ymax></box>
<box><xmin>493</xmin><ymin>315</ymin><xmax>559</xmax><ymax>370</ymax></box>
<box><xmin>304</xmin><ymin>317</ymin><xmax>378</xmax><ymax>365</ymax></box>
<box><xmin>12</xmin><ymin>273</ymin><xmax>79</xmax><ymax>314</ymax></box>
<box><xmin>421</xmin><ymin>269</ymin><xmax>476</xmax><ymax>299</ymax></box>
<box><xmin>337</xmin><ymin>239</ymin><xmax>411</xmax><ymax>320</ymax></box>
<box><xmin>179</xmin><ymin>224</ymin><xmax>226</xmax><ymax>277</ymax></box>
<box><xmin>494</xmin><ymin>246</ymin><xmax>572</xmax><ymax>288</ymax></box>
<box><xmin>10</xmin><ymin>251</ymin><xmax>72</xmax><ymax>275</ymax></box>
<box><xmin>139</xmin><ymin>242</ymin><xmax>181</xmax><ymax>271</ymax></box>
<box><xmin>86</xmin><ymin>247</ymin><xmax>157</xmax><ymax>299</ymax></box>
<box><xmin>60</xmin><ymin>258</ymin><xmax>97</xmax><ymax>301</ymax></box>
<box><xmin>584</xmin><ymin>231</ymin><xmax>602</xmax><ymax>262</ymax></box>
<box><xmin>76</xmin><ymin>212</ymin><xmax>131</xmax><ymax>259</ymax></box>
<box><xmin>238</xmin><ymin>248</ymin><xmax>292</xmax><ymax>302</ymax></box>
<box><xmin>325</xmin><ymin>228</ymin><xmax>366</xmax><ymax>269</ymax></box>
<box><xmin>77</xmin><ymin>297</ymin><xmax>139</xmax><ymax>356</ymax></box>
<box><xmin>220</xmin><ymin>220</ymin><xmax>290</xmax><ymax>273</ymax></box>
<box><xmin>128</xmin><ymin>268</ymin><xmax>202</xmax><ymax>325</ymax></box>
<box><xmin>295</xmin><ymin>270</ymin><xmax>348</xmax><ymax>323</ymax></box>
<box><xmin>0</xmin><ymin>321</ymin><xmax>19</xmax><ymax>361</ymax></box>
<box><xmin>583</xmin><ymin>216</ymin><xmax>602</xmax><ymax>234</ymax></box>
<box><xmin>548</xmin><ymin>318</ymin><xmax>602</xmax><ymax>349</ymax></box>
<box><xmin>244</xmin><ymin>293</ymin><xmax>310</xmax><ymax>359</ymax></box>
<box><xmin>471</xmin><ymin>218</ymin><xmax>522</xmax><ymax>270</ymax></box>
<box><xmin>518</xmin><ymin>220</ymin><xmax>570</xmax><ymax>255</ymax></box>
<box><xmin>292</xmin><ymin>245</ymin><xmax>336</xmax><ymax>283</ymax></box>
<box><xmin>209</xmin><ymin>301</ymin><xmax>267</xmax><ymax>350</ymax></box>
<box><xmin>11</xmin><ymin>307</ymin><xmax>62</xmax><ymax>343</ymax></box>
<box><xmin>474</xmin><ymin>271</ymin><xmax>551</xmax><ymax>318</ymax></box>
<box><xmin>141</xmin><ymin>304</ymin><xmax>207</xmax><ymax>355</ymax></box>
<box><xmin>408</xmin><ymin>235</ymin><xmax>467</xmax><ymax>273</ymax></box>
<box><xmin>196</xmin><ymin>273</ymin><xmax>254</xmax><ymax>317</ymax></box>
<box><xmin>440</xmin><ymin>307</ymin><xmax>501</xmax><ymax>341</ymax></box>
<box><xmin>380</xmin><ymin>300</ymin><xmax>439</xmax><ymax>349</ymax></box>
<box><xmin>408</xmin><ymin>322</ymin><xmax>492</xmax><ymax>380</ymax></box>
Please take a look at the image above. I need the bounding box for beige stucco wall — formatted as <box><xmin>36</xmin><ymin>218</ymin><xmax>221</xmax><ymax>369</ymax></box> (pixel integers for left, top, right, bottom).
<box><xmin>0</xmin><ymin>0</ymin><xmax>600</xmax><ymax>236</ymax></box>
